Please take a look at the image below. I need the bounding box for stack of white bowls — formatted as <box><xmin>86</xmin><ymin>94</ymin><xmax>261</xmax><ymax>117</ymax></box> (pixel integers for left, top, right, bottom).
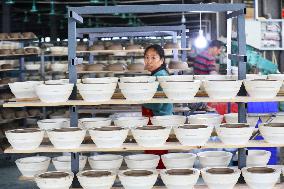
<box><xmin>119</xmin><ymin>76</ymin><xmax>158</xmax><ymax>101</ymax></box>
<box><xmin>78</xmin><ymin>77</ymin><xmax>118</xmax><ymax>102</ymax></box>
<box><xmin>9</xmin><ymin>81</ymin><xmax>43</xmax><ymax>99</ymax></box>
<box><xmin>203</xmin><ymin>80</ymin><xmax>242</xmax><ymax>99</ymax></box>
<box><xmin>244</xmin><ymin>79</ymin><xmax>282</xmax><ymax>98</ymax></box>
<box><xmin>158</xmin><ymin>75</ymin><xmax>200</xmax><ymax>100</ymax></box>
<box><xmin>35</xmin><ymin>83</ymin><xmax>73</xmax><ymax>103</ymax></box>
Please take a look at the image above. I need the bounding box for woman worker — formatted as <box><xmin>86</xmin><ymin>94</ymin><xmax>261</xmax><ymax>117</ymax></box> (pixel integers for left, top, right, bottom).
<box><xmin>142</xmin><ymin>44</ymin><xmax>173</xmax><ymax>168</ymax></box>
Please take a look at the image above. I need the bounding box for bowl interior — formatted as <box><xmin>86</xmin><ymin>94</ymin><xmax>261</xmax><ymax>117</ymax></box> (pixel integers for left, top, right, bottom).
<box><xmin>166</xmin><ymin>169</ymin><xmax>194</xmax><ymax>175</ymax></box>
<box><xmin>207</xmin><ymin>168</ymin><xmax>234</xmax><ymax>174</ymax></box>
<box><xmin>247</xmin><ymin>167</ymin><xmax>275</xmax><ymax>174</ymax></box>
<box><xmin>39</xmin><ymin>172</ymin><xmax>69</xmax><ymax>178</ymax></box>
<box><xmin>82</xmin><ymin>171</ymin><xmax>111</xmax><ymax>177</ymax></box>
<box><xmin>123</xmin><ymin>170</ymin><xmax>153</xmax><ymax>177</ymax></box>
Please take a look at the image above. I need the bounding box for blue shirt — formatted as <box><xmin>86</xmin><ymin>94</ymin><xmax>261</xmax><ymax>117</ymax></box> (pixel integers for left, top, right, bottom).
<box><xmin>143</xmin><ymin>68</ymin><xmax>174</xmax><ymax>116</ymax></box>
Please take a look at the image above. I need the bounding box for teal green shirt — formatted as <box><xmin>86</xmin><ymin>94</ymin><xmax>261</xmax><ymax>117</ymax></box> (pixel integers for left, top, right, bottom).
<box><xmin>143</xmin><ymin>69</ymin><xmax>173</xmax><ymax>116</ymax></box>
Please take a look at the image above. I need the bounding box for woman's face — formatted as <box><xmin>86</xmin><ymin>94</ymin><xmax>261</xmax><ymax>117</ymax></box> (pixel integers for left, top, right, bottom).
<box><xmin>144</xmin><ymin>48</ymin><xmax>164</xmax><ymax>72</ymax></box>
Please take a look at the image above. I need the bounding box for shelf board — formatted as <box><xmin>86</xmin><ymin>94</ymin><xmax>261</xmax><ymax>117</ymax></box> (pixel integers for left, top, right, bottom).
<box><xmin>4</xmin><ymin>96</ymin><xmax>284</xmax><ymax>107</ymax></box>
<box><xmin>0</xmin><ymin>68</ymin><xmax>18</xmax><ymax>72</ymax></box>
<box><xmin>71</xmin><ymin>185</ymin><xmax>284</xmax><ymax>189</ymax></box>
<box><xmin>0</xmin><ymin>53</ymin><xmax>39</xmax><ymax>58</ymax></box>
<box><xmin>4</xmin><ymin>140</ymin><xmax>284</xmax><ymax>154</ymax></box>
<box><xmin>0</xmin><ymin>38</ymin><xmax>38</xmax><ymax>42</ymax></box>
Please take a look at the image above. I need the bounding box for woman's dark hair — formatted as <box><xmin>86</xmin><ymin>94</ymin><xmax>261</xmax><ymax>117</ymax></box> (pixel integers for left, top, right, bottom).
<box><xmin>144</xmin><ymin>44</ymin><xmax>165</xmax><ymax>63</ymax></box>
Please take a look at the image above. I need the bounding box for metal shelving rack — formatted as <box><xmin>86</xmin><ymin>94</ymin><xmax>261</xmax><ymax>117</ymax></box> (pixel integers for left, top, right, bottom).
<box><xmin>3</xmin><ymin>3</ymin><xmax>268</xmax><ymax>188</ymax></box>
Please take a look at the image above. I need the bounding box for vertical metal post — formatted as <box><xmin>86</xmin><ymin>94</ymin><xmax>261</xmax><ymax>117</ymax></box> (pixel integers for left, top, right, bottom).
<box><xmin>19</xmin><ymin>57</ymin><xmax>25</xmax><ymax>82</ymax></box>
<box><xmin>181</xmin><ymin>24</ymin><xmax>187</xmax><ymax>62</ymax></box>
<box><xmin>68</xmin><ymin>13</ymin><xmax>80</xmax><ymax>188</ymax></box>
<box><xmin>172</xmin><ymin>32</ymin><xmax>178</xmax><ymax>61</ymax></box>
<box><xmin>88</xmin><ymin>36</ymin><xmax>94</xmax><ymax>64</ymax></box>
<box><xmin>40</xmin><ymin>53</ymin><xmax>45</xmax><ymax>80</ymax></box>
<box><xmin>237</xmin><ymin>11</ymin><xmax>247</xmax><ymax>182</ymax></box>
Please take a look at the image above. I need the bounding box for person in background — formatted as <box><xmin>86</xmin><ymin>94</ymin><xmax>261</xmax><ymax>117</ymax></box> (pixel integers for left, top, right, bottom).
<box><xmin>142</xmin><ymin>44</ymin><xmax>173</xmax><ymax>169</ymax></box>
<box><xmin>193</xmin><ymin>39</ymin><xmax>224</xmax><ymax>75</ymax></box>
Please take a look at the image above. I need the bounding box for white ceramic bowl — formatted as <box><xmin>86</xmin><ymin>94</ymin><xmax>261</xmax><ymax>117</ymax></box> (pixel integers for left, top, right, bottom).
<box><xmin>160</xmin><ymin>168</ymin><xmax>200</xmax><ymax>189</ymax></box>
<box><xmin>201</xmin><ymin>167</ymin><xmax>241</xmax><ymax>189</ymax></box>
<box><xmin>161</xmin><ymin>80</ymin><xmax>201</xmax><ymax>100</ymax></box>
<box><xmin>203</xmin><ymin>80</ymin><xmax>242</xmax><ymax>99</ymax></box>
<box><xmin>120</xmin><ymin>76</ymin><xmax>156</xmax><ymax>83</ymax></box>
<box><xmin>51</xmin><ymin>63</ymin><xmax>68</xmax><ymax>72</ymax></box>
<box><xmin>121</xmin><ymin>89</ymin><xmax>157</xmax><ymax>101</ymax></box>
<box><xmin>194</xmin><ymin>75</ymin><xmax>233</xmax><ymax>81</ymax></box>
<box><xmin>25</xmin><ymin>64</ymin><xmax>41</xmax><ymax>71</ymax></box>
<box><xmin>16</xmin><ymin>156</ymin><xmax>50</xmax><ymax>177</ymax></box>
<box><xmin>35</xmin><ymin>171</ymin><xmax>73</xmax><ymax>189</ymax></box>
<box><xmin>47</xmin><ymin>128</ymin><xmax>86</xmax><ymax>149</ymax></box>
<box><xmin>119</xmin><ymin>81</ymin><xmax>158</xmax><ymax>90</ymax></box>
<box><xmin>259</xmin><ymin>123</ymin><xmax>284</xmax><ymax>144</ymax></box>
<box><xmin>224</xmin><ymin>113</ymin><xmax>261</xmax><ymax>128</ymax></box>
<box><xmin>52</xmin><ymin>155</ymin><xmax>87</xmax><ymax>172</ymax></box>
<box><xmin>150</xmin><ymin>115</ymin><xmax>186</xmax><ymax>128</ymax></box>
<box><xmin>5</xmin><ymin>128</ymin><xmax>44</xmax><ymax>150</ymax></box>
<box><xmin>246</xmin><ymin>150</ymin><xmax>271</xmax><ymax>167</ymax></box>
<box><xmin>9</xmin><ymin>81</ymin><xmax>43</xmax><ymax>99</ymax></box>
<box><xmin>118</xmin><ymin>169</ymin><xmax>158</xmax><ymax>189</ymax></box>
<box><xmin>114</xmin><ymin>116</ymin><xmax>149</xmax><ymax>129</ymax></box>
<box><xmin>161</xmin><ymin>153</ymin><xmax>197</xmax><ymax>169</ymax></box>
<box><xmin>79</xmin><ymin>89</ymin><xmax>115</xmax><ymax>102</ymax></box>
<box><xmin>216</xmin><ymin>123</ymin><xmax>254</xmax><ymax>145</ymax></box>
<box><xmin>88</xmin><ymin>154</ymin><xmax>123</xmax><ymax>171</ymax></box>
<box><xmin>78</xmin><ymin>118</ymin><xmax>112</xmax><ymax>129</ymax></box>
<box><xmin>268</xmin><ymin>74</ymin><xmax>284</xmax><ymax>91</ymax></box>
<box><xmin>82</xmin><ymin>77</ymin><xmax>118</xmax><ymax>84</ymax></box>
<box><xmin>174</xmin><ymin>125</ymin><xmax>213</xmax><ymax>146</ymax></box>
<box><xmin>36</xmin><ymin>84</ymin><xmax>73</xmax><ymax>103</ymax></box>
<box><xmin>242</xmin><ymin>167</ymin><xmax>281</xmax><ymax>189</ymax></box>
<box><xmin>132</xmin><ymin>126</ymin><xmax>171</xmax><ymax>147</ymax></box>
<box><xmin>197</xmin><ymin>151</ymin><xmax>233</xmax><ymax>168</ymax></box>
<box><xmin>246</xmin><ymin>74</ymin><xmax>268</xmax><ymax>80</ymax></box>
<box><xmin>77</xmin><ymin>170</ymin><xmax>116</xmax><ymax>189</ymax></box>
<box><xmin>45</xmin><ymin>79</ymin><xmax>81</xmax><ymax>85</ymax></box>
<box><xmin>77</xmin><ymin>83</ymin><xmax>117</xmax><ymax>91</ymax></box>
<box><xmin>89</xmin><ymin>127</ymin><xmax>128</xmax><ymax>148</ymax></box>
<box><xmin>244</xmin><ymin>79</ymin><xmax>282</xmax><ymax>98</ymax></box>
<box><xmin>188</xmin><ymin>114</ymin><xmax>223</xmax><ymax>128</ymax></box>
<box><xmin>157</xmin><ymin>75</ymin><xmax>194</xmax><ymax>82</ymax></box>
<box><xmin>37</xmin><ymin>118</ymin><xmax>70</xmax><ymax>130</ymax></box>
<box><xmin>125</xmin><ymin>154</ymin><xmax>160</xmax><ymax>169</ymax></box>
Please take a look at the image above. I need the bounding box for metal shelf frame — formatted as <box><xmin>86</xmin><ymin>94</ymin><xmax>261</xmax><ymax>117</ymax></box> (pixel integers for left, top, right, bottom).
<box><xmin>66</xmin><ymin>3</ymin><xmax>247</xmax><ymax>187</ymax></box>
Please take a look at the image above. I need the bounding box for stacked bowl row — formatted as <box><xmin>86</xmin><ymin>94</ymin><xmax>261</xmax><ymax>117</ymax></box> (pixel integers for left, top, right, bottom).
<box><xmin>30</xmin><ymin>166</ymin><xmax>283</xmax><ymax>189</ymax></box>
<box><xmin>6</xmin><ymin>121</ymin><xmax>284</xmax><ymax>150</ymax></box>
<box><xmin>8</xmin><ymin>75</ymin><xmax>284</xmax><ymax>102</ymax></box>
<box><xmin>16</xmin><ymin>150</ymin><xmax>272</xmax><ymax>178</ymax></box>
